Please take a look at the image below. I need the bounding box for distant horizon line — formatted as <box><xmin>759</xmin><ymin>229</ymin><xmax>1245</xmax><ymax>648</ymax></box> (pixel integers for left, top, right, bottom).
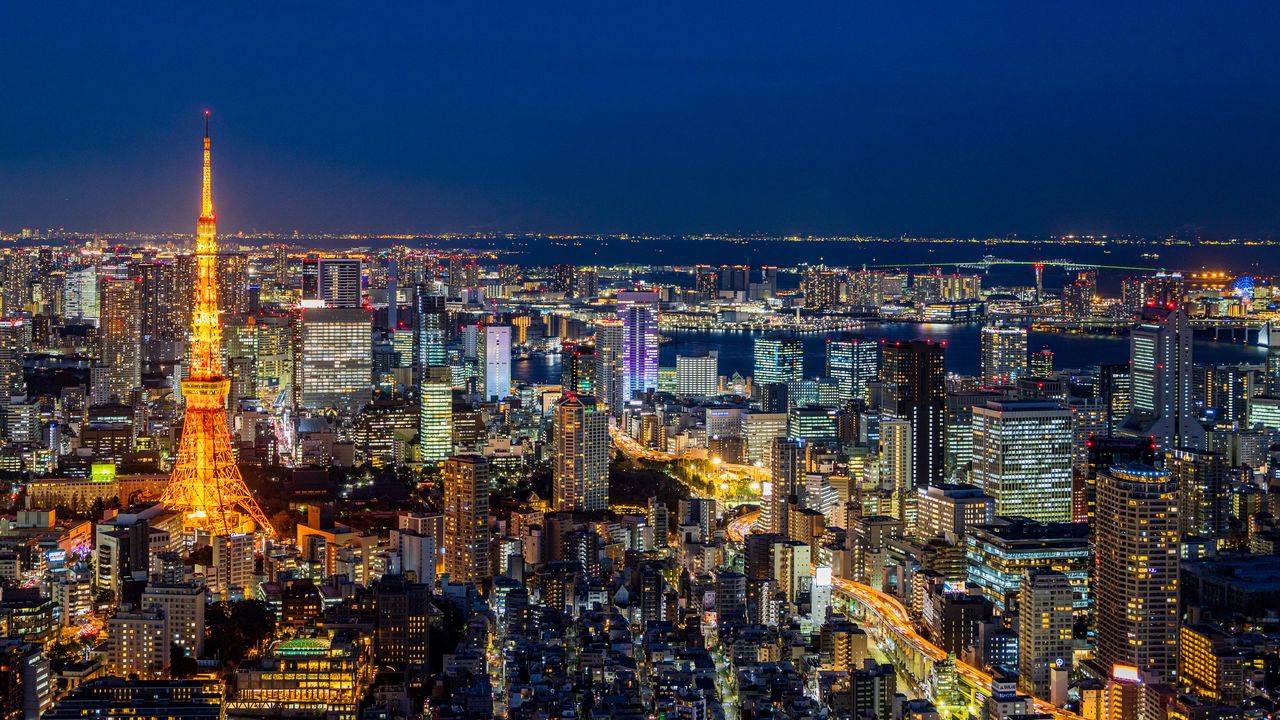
<box><xmin>1</xmin><ymin>231</ymin><xmax>1274</xmax><ymax>245</ymax></box>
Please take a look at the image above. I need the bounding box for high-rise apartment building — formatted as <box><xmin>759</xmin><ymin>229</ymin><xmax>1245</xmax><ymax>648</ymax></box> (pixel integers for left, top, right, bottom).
<box><xmin>443</xmin><ymin>454</ymin><xmax>490</xmax><ymax>586</ymax></box>
<box><xmin>97</xmin><ymin>277</ymin><xmax>141</xmax><ymax>405</ymax></box>
<box><xmin>980</xmin><ymin>324</ymin><xmax>1028</xmax><ymax>387</ymax></box>
<box><xmin>1095</xmin><ymin>463</ymin><xmax>1179</xmax><ymax>681</ymax></box>
<box><xmin>217</xmin><ymin>252</ymin><xmax>249</xmax><ymax>317</ymax></box>
<box><xmin>880</xmin><ymin>340</ymin><xmax>946</xmax><ymax>488</ymax></box>
<box><xmin>1018</xmin><ymin>569</ymin><xmax>1074</xmax><ymax>699</ymax></box>
<box><xmin>552</xmin><ymin>394</ymin><xmax>609</xmax><ymax>512</ymax></box>
<box><xmin>594</xmin><ymin>318</ymin><xmax>624</xmax><ymax>413</ymax></box>
<box><xmin>1167</xmin><ymin>447</ymin><xmax>1230</xmax><ymax>541</ymax></box>
<box><xmin>971</xmin><ymin>401</ymin><xmax>1074</xmax><ymax>523</ymax></box>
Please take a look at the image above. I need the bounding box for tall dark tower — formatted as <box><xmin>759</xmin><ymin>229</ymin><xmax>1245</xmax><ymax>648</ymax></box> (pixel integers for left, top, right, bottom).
<box><xmin>880</xmin><ymin>340</ymin><xmax>946</xmax><ymax>488</ymax></box>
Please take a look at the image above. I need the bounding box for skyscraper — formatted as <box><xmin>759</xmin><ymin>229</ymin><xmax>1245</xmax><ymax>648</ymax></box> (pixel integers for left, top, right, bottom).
<box><xmin>1120</xmin><ymin>306</ymin><xmax>1204</xmax><ymax>453</ymax></box>
<box><xmin>418</xmin><ymin>367</ymin><xmax>453</xmax><ymax>464</ymax></box>
<box><xmin>1167</xmin><ymin>447</ymin><xmax>1230</xmax><ymax>541</ymax></box>
<box><xmin>767</xmin><ymin>437</ymin><xmax>804</xmax><ymax>537</ymax></box>
<box><xmin>97</xmin><ymin>277</ymin><xmax>141</xmax><ymax>405</ymax></box>
<box><xmin>412</xmin><ymin>289</ymin><xmax>447</xmax><ymax>372</ymax></box>
<box><xmin>971</xmin><ymin>401</ymin><xmax>1074</xmax><ymax>523</ymax></box>
<box><xmin>676</xmin><ymin>352</ymin><xmax>718</xmax><ymax>397</ymax></box>
<box><xmin>0</xmin><ymin>319</ymin><xmax>27</xmax><ymax>402</ymax></box>
<box><xmin>1095</xmin><ymin>463</ymin><xmax>1179</xmax><ymax>681</ymax></box>
<box><xmin>298</xmin><ymin>307</ymin><xmax>373</xmax><ymax>415</ymax></box>
<box><xmin>980</xmin><ymin>324</ymin><xmax>1028</xmax><ymax>387</ymax></box>
<box><xmin>443</xmin><ymin>454</ymin><xmax>490</xmax><ymax>586</ymax></box>
<box><xmin>162</xmin><ymin>115</ymin><xmax>273</xmax><ymax>537</ymax></box>
<box><xmin>617</xmin><ymin>291</ymin><xmax>659</xmax><ymax>401</ymax></box>
<box><xmin>552</xmin><ymin>394</ymin><xmax>609</xmax><ymax>512</ymax></box>
<box><xmin>63</xmin><ymin>266</ymin><xmax>99</xmax><ymax>323</ymax></box>
<box><xmin>880</xmin><ymin>340</ymin><xmax>946</xmax><ymax>488</ymax></box>
<box><xmin>879</xmin><ymin>419</ymin><xmax>914</xmax><ymax>523</ymax></box>
<box><xmin>562</xmin><ymin>344</ymin><xmax>597</xmax><ymax>395</ymax></box>
<box><xmin>826</xmin><ymin>335</ymin><xmax>879</xmax><ymax>404</ymax></box>
<box><xmin>1018</xmin><ymin>569</ymin><xmax>1074</xmax><ymax>700</ymax></box>
<box><xmin>754</xmin><ymin>336</ymin><xmax>803</xmax><ymax>386</ymax></box>
<box><xmin>593</xmin><ymin>317</ymin><xmax>624</xmax><ymax>414</ymax></box>
<box><xmin>317</xmin><ymin>258</ymin><xmax>363</xmax><ymax>308</ymax></box>
<box><xmin>216</xmin><ymin>252</ymin><xmax>249</xmax><ymax>317</ymax></box>
<box><xmin>478</xmin><ymin>325</ymin><xmax>511</xmax><ymax>401</ymax></box>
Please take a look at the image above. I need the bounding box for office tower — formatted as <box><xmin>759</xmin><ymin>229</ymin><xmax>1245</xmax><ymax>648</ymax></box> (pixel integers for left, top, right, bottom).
<box><xmin>302</xmin><ymin>254</ymin><xmax>320</xmax><ymax>299</ymax></box>
<box><xmin>880</xmin><ymin>419</ymin><xmax>914</xmax><ymax>523</ymax></box>
<box><xmin>1030</xmin><ymin>347</ymin><xmax>1054</xmax><ymax>377</ymax></box>
<box><xmin>767</xmin><ymin>437</ymin><xmax>804</xmax><ymax>537</ymax></box>
<box><xmin>562</xmin><ymin>344</ymin><xmax>597</xmax><ymax>395</ymax></box>
<box><xmin>0</xmin><ymin>319</ymin><xmax>26</xmax><ymax>402</ymax></box>
<box><xmin>616</xmin><ymin>291</ymin><xmax>659</xmax><ymax>401</ymax></box>
<box><xmin>676</xmin><ymin>352</ymin><xmax>718</xmax><ymax>397</ymax></box>
<box><xmin>754</xmin><ymin>336</ymin><xmax>803</xmax><ymax>386</ymax></box>
<box><xmin>1096</xmin><ymin>363</ymin><xmax>1132</xmax><ymax>436</ymax></box>
<box><xmin>419</xmin><ymin>367</ymin><xmax>453</xmax><ymax>464</ymax></box>
<box><xmin>1095</xmin><ymin>464</ymin><xmax>1179</xmax><ymax>681</ymax></box>
<box><xmin>788</xmin><ymin>405</ymin><xmax>839</xmax><ymax>446</ymax></box>
<box><xmin>412</xmin><ymin>290</ymin><xmax>447</xmax><ymax>371</ymax></box>
<box><xmin>880</xmin><ymin>340</ymin><xmax>946</xmax><ymax>488</ymax></box>
<box><xmin>971</xmin><ymin>400</ymin><xmax>1073</xmax><ymax>523</ymax></box>
<box><xmin>1120</xmin><ymin>306</ymin><xmax>1204</xmax><ymax>453</ymax></box>
<box><xmin>759</xmin><ymin>382</ymin><xmax>790</xmax><ymax>413</ymax></box>
<box><xmin>478</xmin><ymin>325</ymin><xmax>511</xmax><ymax>401</ymax></box>
<box><xmin>1167</xmin><ymin>448</ymin><xmax>1230</xmax><ymax>541</ymax></box>
<box><xmin>217</xmin><ymin>252</ymin><xmax>249</xmax><ymax>317</ymax></box>
<box><xmin>552</xmin><ymin>394</ymin><xmax>609</xmax><ymax>512</ymax></box>
<box><xmin>594</xmin><ymin>318</ymin><xmax>624</xmax><ymax>413</ymax></box>
<box><xmin>443</xmin><ymin>454</ymin><xmax>490</xmax><ymax>586</ymax></box>
<box><xmin>965</xmin><ymin>519</ymin><xmax>1091</xmax><ymax>617</ymax></box>
<box><xmin>718</xmin><ymin>265</ymin><xmax>750</xmax><ymax>293</ymax></box>
<box><xmin>318</xmin><ymin>257</ymin><xmax>363</xmax><ymax>308</ymax></box>
<box><xmin>297</xmin><ymin>306</ymin><xmax>372</xmax><ymax>415</ymax></box>
<box><xmin>980</xmin><ymin>324</ymin><xmax>1028</xmax><ymax>387</ymax></box>
<box><xmin>97</xmin><ymin>277</ymin><xmax>141</xmax><ymax>405</ymax></box>
<box><xmin>915</xmin><ymin>483</ymin><xmax>994</xmax><ymax>542</ymax></box>
<box><xmin>827</xmin><ymin>335</ymin><xmax>879</xmax><ymax>403</ymax></box>
<box><xmin>1019</xmin><ymin>568</ymin><xmax>1074</xmax><ymax>700</ymax></box>
<box><xmin>760</xmin><ymin>266</ymin><xmax>779</xmax><ymax>297</ymax></box>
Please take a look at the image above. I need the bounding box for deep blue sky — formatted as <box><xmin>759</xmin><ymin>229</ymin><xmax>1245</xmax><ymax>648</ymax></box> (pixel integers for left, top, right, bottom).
<box><xmin>3</xmin><ymin>2</ymin><xmax>1280</xmax><ymax>237</ymax></box>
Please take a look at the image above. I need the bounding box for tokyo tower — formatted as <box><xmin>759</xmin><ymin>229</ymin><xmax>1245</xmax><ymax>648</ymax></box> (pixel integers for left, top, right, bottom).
<box><xmin>162</xmin><ymin>113</ymin><xmax>274</xmax><ymax>538</ymax></box>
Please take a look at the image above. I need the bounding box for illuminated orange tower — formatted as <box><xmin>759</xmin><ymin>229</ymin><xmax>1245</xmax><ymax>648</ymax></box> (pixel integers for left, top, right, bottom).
<box><xmin>162</xmin><ymin>113</ymin><xmax>274</xmax><ymax>537</ymax></box>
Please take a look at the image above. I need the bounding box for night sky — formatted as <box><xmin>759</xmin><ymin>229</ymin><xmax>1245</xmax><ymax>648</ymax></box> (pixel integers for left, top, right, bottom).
<box><xmin>3</xmin><ymin>2</ymin><xmax>1280</xmax><ymax>238</ymax></box>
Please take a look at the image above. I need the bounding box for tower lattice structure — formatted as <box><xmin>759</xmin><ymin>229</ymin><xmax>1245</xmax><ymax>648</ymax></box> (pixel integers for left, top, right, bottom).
<box><xmin>162</xmin><ymin>114</ymin><xmax>274</xmax><ymax>538</ymax></box>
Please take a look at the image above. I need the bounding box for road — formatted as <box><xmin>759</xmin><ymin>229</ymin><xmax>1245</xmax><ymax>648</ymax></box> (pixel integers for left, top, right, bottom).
<box><xmin>830</xmin><ymin>578</ymin><xmax>1084</xmax><ymax>720</ymax></box>
<box><xmin>725</xmin><ymin>509</ymin><xmax>761</xmax><ymax>542</ymax></box>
